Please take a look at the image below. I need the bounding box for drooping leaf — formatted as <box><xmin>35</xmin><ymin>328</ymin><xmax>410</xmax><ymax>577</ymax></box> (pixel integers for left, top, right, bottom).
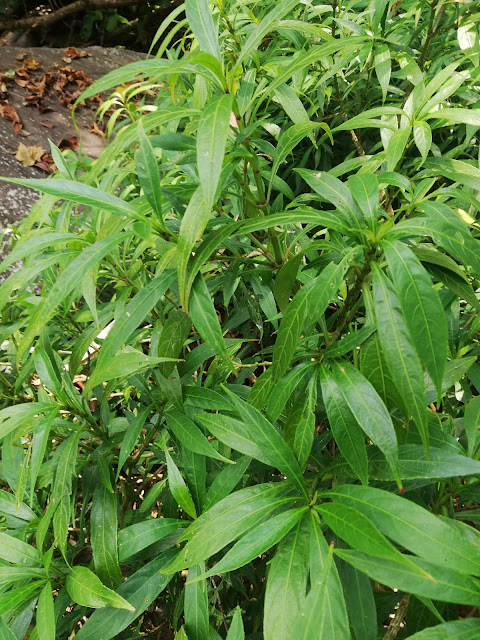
<box><xmin>91</xmin><ymin>484</ymin><xmax>122</xmax><ymax>589</ymax></box>
<box><xmin>66</xmin><ymin>566</ymin><xmax>134</xmax><ymax>611</ymax></box>
<box><xmin>371</xmin><ymin>262</ymin><xmax>429</xmax><ymax>454</ymax></box>
<box><xmin>331</xmin><ymin>361</ymin><xmax>401</xmax><ymax>488</ymax></box>
<box><xmin>384</xmin><ymin>240</ymin><xmax>448</xmax><ymax>400</ymax></box>
<box><xmin>163</xmin><ymin>482</ymin><xmax>299</xmax><ymax>572</ymax></box>
<box><xmin>263</xmin><ymin>514</ymin><xmax>310</xmax><ymax>640</ymax></box>
<box><xmin>320</xmin><ymin>365</ymin><xmax>368</xmax><ymax>485</ymax></box>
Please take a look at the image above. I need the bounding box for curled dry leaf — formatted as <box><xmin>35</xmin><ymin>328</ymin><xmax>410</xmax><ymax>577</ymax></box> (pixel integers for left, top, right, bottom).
<box><xmin>0</xmin><ymin>100</ymin><xmax>22</xmax><ymax>133</ymax></box>
<box><xmin>23</xmin><ymin>58</ymin><xmax>41</xmax><ymax>71</ymax></box>
<box><xmin>15</xmin><ymin>143</ymin><xmax>45</xmax><ymax>166</ymax></box>
<box><xmin>65</xmin><ymin>47</ymin><xmax>91</xmax><ymax>59</ymax></box>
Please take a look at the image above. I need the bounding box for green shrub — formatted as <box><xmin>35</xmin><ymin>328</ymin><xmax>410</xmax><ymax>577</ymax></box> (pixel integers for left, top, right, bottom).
<box><xmin>1</xmin><ymin>0</ymin><xmax>480</xmax><ymax>638</ymax></box>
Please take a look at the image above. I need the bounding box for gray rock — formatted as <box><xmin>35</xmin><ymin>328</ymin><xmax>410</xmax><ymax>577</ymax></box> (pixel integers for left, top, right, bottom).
<box><xmin>0</xmin><ymin>45</ymin><xmax>145</xmax><ymax>228</ymax></box>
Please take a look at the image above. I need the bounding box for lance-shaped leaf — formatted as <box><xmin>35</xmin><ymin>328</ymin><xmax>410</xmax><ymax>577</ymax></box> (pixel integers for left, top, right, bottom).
<box><xmin>116</xmin><ymin>405</ymin><xmax>153</xmax><ymax>480</ymax></box>
<box><xmin>293</xmin><ymin>539</ymin><xmax>337</xmax><ymax>640</ymax></box>
<box><xmin>87</xmin><ymin>270</ymin><xmax>175</xmax><ymax>389</ymax></box>
<box><xmin>226</xmin><ymin>607</ymin><xmax>245</xmax><ymax>640</ymax></box>
<box><xmin>408</xmin><ymin>619</ymin><xmax>480</xmax><ymax>639</ymax></box>
<box><xmin>189</xmin><ymin>274</ymin><xmax>236</xmax><ymax>373</ymax></box>
<box><xmin>166</xmin><ymin>411</ymin><xmax>233</xmax><ymax>463</ymax></box>
<box><xmin>331</xmin><ymin>361</ymin><xmax>401</xmax><ymax>489</ymax></box>
<box><xmin>234</xmin><ymin>0</ymin><xmax>301</xmax><ymax>73</ymax></box>
<box><xmin>74</xmin><ymin>550</ymin><xmax>176</xmax><ymax>640</ymax></box>
<box><xmin>335</xmin><ymin>550</ymin><xmax>480</xmax><ymax>606</ymax></box>
<box><xmin>91</xmin><ymin>484</ymin><xmax>122</xmax><ymax>589</ymax></box>
<box><xmin>118</xmin><ymin>518</ymin><xmax>186</xmax><ymax>562</ymax></box>
<box><xmin>321</xmin><ymin>484</ymin><xmax>480</xmax><ymax>576</ymax></box>
<box><xmin>272</xmin><ymin>261</ymin><xmax>345</xmax><ymax>382</ymax></box>
<box><xmin>135</xmin><ymin>123</ymin><xmax>166</xmax><ymax>230</ymax></box>
<box><xmin>371</xmin><ymin>263</ymin><xmax>429</xmax><ymax>455</ymax></box>
<box><xmin>295</xmin><ymin>168</ymin><xmax>361</xmax><ymax>227</ymax></box>
<box><xmin>184</xmin><ymin>564</ymin><xmax>209</xmax><ymax>640</ymax></box>
<box><xmin>420</xmin><ymin>200</ymin><xmax>480</xmax><ymax>273</ymax></box>
<box><xmin>264</xmin><ymin>514</ymin><xmax>310</xmax><ymax>640</ymax></box>
<box><xmin>165</xmin><ymin>449</ymin><xmax>197</xmax><ymax>519</ymax></box>
<box><xmin>269</xmin><ymin>123</ymin><xmax>330</xmax><ymax>197</ymax></box>
<box><xmin>186</xmin><ymin>0</ymin><xmax>221</xmax><ymax>61</ymax></box>
<box><xmin>316</xmin><ymin>502</ymin><xmax>433</xmax><ymax>580</ymax></box>
<box><xmin>203</xmin><ymin>455</ymin><xmax>251</xmax><ymax>512</ymax></box>
<box><xmin>189</xmin><ymin>508</ymin><xmax>307</xmax><ymax>581</ymax></box>
<box><xmin>0</xmin><ymin>178</ymin><xmax>148</xmax><ymax>222</ymax></box>
<box><xmin>36</xmin><ymin>583</ymin><xmax>55</xmax><ymax>640</ymax></box>
<box><xmin>384</xmin><ymin>240</ymin><xmax>447</xmax><ymax>401</ymax></box>
<box><xmin>347</xmin><ymin>173</ymin><xmax>379</xmax><ymax>230</ymax></box>
<box><xmin>198</xmin><ymin>413</ymin><xmax>268</xmax><ymax>464</ymax></box>
<box><xmin>163</xmin><ymin>482</ymin><xmax>299</xmax><ymax>572</ymax></box>
<box><xmin>308</xmin><ymin>512</ymin><xmax>350</xmax><ymax>640</ymax></box>
<box><xmin>223</xmin><ymin>387</ymin><xmax>308</xmax><ymax>498</ymax></box>
<box><xmin>465</xmin><ymin>396</ymin><xmax>480</xmax><ymax>458</ymax></box>
<box><xmin>0</xmin><ymin>532</ymin><xmax>40</xmax><ymax>566</ymax></box>
<box><xmin>66</xmin><ymin>567</ymin><xmax>134</xmax><ymax>611</ymax></box>
<box><xmin>320</xmin><ymin>366</ymin><xmax>368</xmax><ymax>485</ymax></box>
<box><xmin>17</xmin><ymin>232</ymin><xmax>131</xmax><ymax>362</ymax></box>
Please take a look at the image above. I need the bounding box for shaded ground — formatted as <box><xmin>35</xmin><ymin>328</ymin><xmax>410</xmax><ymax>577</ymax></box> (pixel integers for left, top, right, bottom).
<box><xmin>0</xmin><ymin>44</ymin><xmax>144</xmax><ymax>227</ymax></box>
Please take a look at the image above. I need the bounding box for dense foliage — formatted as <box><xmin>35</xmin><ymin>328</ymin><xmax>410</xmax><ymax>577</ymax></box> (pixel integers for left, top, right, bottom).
<box><xmin>1</xmin><ymin>0</ymin><xmax>480</xmax><ymax>637</ymax></box>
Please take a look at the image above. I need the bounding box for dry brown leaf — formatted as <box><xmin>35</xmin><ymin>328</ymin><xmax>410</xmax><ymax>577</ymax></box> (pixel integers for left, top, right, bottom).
<box><xmin>23</xmin><ymin>58</ymin><xmax>41</xmax><ymax>71</ymax></box>
<box><xmin>89</xmin><ymin>121</ymin><xmax>105</xmax><ymax>138</ymax></box>
<box><xmin>0</xmin><ymin>100</ymin><xmax>22</xmax><ymax>133</ymax></box>
<box><xmin>15</xmin><ymin>143</ymin><xmax>45</xmax><ymax>166</ymax></box>
<box><xmin>65</xmin><ymin>47</ymin><xmax>91</xmax><ymax>59</ymax></box>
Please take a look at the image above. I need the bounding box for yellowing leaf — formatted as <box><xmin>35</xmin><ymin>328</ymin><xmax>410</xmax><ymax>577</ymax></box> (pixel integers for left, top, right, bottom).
<box><xmin>15</xmin><ymin>143</ymin><xmax>45</xmax><ymax>166</ymax></box>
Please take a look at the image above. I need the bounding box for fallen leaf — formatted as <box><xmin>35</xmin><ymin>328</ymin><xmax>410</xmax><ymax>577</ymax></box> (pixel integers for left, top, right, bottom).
<box><xmin>89</xmin><ymin>121</ymin><xmax>105</xmax><ymax>137</ymax></box>
<box><xmin>41</xmin><ymin>122</ymin><xmax>55</xmax><ymax>129</ymax></box>
<box><xmin>58</xmin><ymin>136</ymin><xmax>79</xmax><ymax>151</ymax></box>
<box><xmin>23</xmin><ymin>58</ymin><xmax>41</xmax><ymax>71</ymax></box>
<box><xmin>65</xmin><ymin>47</ymin><xmax>91</xmax><ymax>59</ymax></box>
<box><xmin>15</xmin><ymin>51</ymin><xmax>26</xmax><ymax>61</ymax></box>
<box><xmin>0</xmin><ymin>100</ymin><xmax>22</xmax><ymax>133</ymax></box>
<box><xmin>15</xmin><ymin>143</ymin><xmax>45</xmax><ymax>166</ymax></box>
<box><xmin>62</xmin><ymin>56</ymin><xmax>72</xmax><ymax>64</ymax></box>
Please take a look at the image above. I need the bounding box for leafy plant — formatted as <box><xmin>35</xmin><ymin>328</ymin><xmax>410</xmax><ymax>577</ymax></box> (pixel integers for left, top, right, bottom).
<box><xmin>1</xmin><ymin>0</ymin><xmax>480</xmax><ymax>638</ymax></box>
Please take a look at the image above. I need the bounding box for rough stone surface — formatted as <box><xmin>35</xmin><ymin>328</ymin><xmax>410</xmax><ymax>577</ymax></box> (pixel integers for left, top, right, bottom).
<box><xmin>0</xmin><ymin>45</ymin><xmax>144</xmax><ymax>229</ymax></box>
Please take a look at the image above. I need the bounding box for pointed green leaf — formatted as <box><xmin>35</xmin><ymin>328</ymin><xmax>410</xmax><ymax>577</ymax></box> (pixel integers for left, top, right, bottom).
<box><xmin>91</xmin><ymin>484</ymin><xmax>122</xmax><ymax>589</ymax></box>
<box><xmin>420</xmin><ymin>201</ymin><xmax>480</xmax><ymax>273</ymax></box>
<box><xmin>384</xmin><ymin>240</ymin><xmax>448</xmax><ymax>401</ymax></box>
<box><xmin>87</xmin><ymin>270</ymin><xmax>175</xmax><ymax>389</ymax></box>
<box><xmin>322</xmin><ymin>485</ymin><xmax>480</xmax><ymax>576</ymax></box>
<box><xmin>185</xmin><ymin>564</ymin><xmax>209</xmax><ymax>640</ymax></box>
<box><xmin>74</xmin><ymin>550</ymin><xmax>176</xmax><ymax>640</ymax></box>
<box><xmin>332</xmin><ymin>361</ymin><xmax>401</xmax><ymax>488</ymax></box>
<box><xmin>135</xmin><ymin>123</ymin><xmax>165</xmax><ymax>229</ymax></box>
<box><xmin>320</xmin><ymin>365</ymin><xmax>368</xmax><ymax>485</ymax></box>
<box><xmin>164</xmin><ymin>482</ymin><xmax>298</xmax><ymax>572</ymax></box>
<box><xmin>226</xmin><ymin>607</ymin><xmax>245</xmax><ymax>640</ymax></box>
<box><xmin>66</xmin><ymin>566</ymin><xmax>134</xmax><ymax>611</ymax></box>
<box><xmin>118</xmin><ymin>518</ymin><xmax>186</xmax><ymax>562</ymax></box>
<box><xmin>272</xmin><ymin>261</ymin><xmax>345</xmax><ymax>381</ymax></box>
<box><xmin>465</xmin><ymin>396</ymin><xmax>480</xmax><ymax>458</ymax></box>
<box><xmin>186</xmin><ymin>0</ymin><xmax>221</xmax><ymax>61</ymax></box>
<box><xmin>166</xmin><ymin>410</ymin><xmax>233</xmax><ymax>463</ymax></box>
<box><xmin>264</xmin><ymin>514</ymin><xmax>310</xmax><ymax>640</ymax></box>
<box><xmin>335</xmin><ymin>550</ymin><xmax>480</xmax><ymax>606</ymax></box>
<box><xmin>347</xmin><ymin>173</ymin><xmax>379</xmax><ymax>229</ymax></box>
<box><xmin>18</xmin><ymin>232</ymin><xmax>131</xmax><ymax>362</ymax></box>
<box><xmin>194</xmin><ymin>508</ymin><xmax>306</xmax><ymax>580</ymax></box>
<box><xmin>408</xmin><ymin>619</ymin><xmax>480</xmax><ymax>639</ymax></box>
<box><xmin>371</xmin><ymin>263</ymin><xmax>429</xmax><ymax>454</ymax></box>
<box><xmin>190</xmin><ymin>274</ymin><xmax>235</xmax><ymax>372</ymax></box>
<box><xmin>117</xmin><ymin>405</ymin><xmax>153</xmax><ymax>480</ymax></box>
<box><xmin>223</xmin><ymin>388</ymin><xmax>308</xmax><ymax>498</ymax></box>
<box><xmin>2</xmin><ymin>178</ymin><xmax>147</xmax><ymax>222</ymax></box>
<box><xmin>165</xmin><ymin>449</ymin><xmax>197</xmax><ymax>519</ymax></box>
